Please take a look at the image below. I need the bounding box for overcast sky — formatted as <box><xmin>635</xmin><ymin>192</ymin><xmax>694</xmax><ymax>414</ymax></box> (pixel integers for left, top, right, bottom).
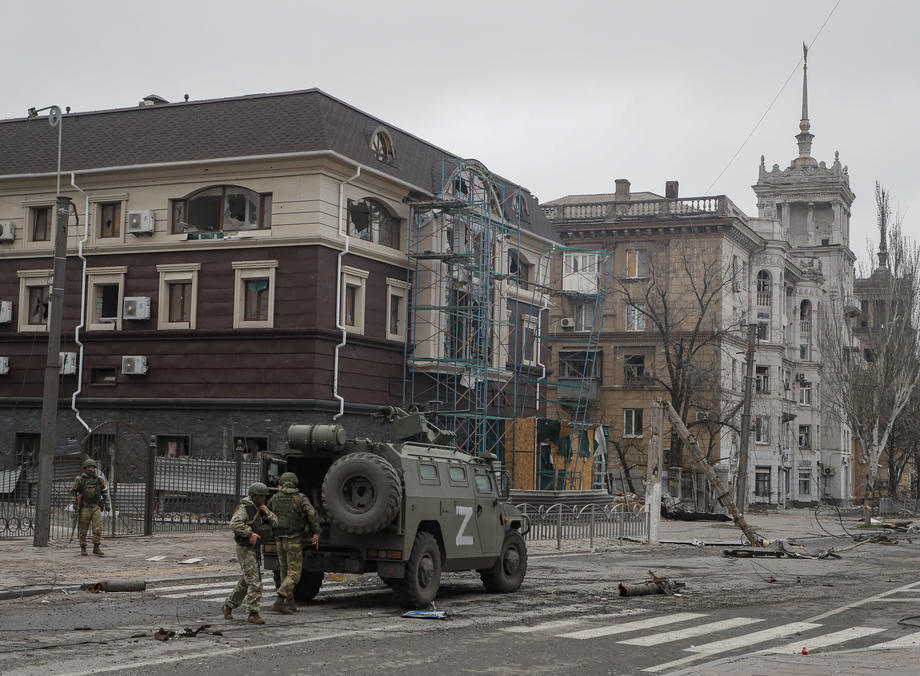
<box><xmin>4</xmin><ymin>0</ymin><xmax>917</xmax><ymax>263</ymax></box>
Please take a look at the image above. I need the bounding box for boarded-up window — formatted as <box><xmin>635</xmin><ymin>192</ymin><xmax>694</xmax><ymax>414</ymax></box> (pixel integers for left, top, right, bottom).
<box><xmin>168</xmin><ymin>281</ymin><xmax>192</xmax><ymax>323</ymax></box>
<box><xmin>99</xmin><ymin>202</ymin><xmax>121</xmax><ymax>238</ymax></box>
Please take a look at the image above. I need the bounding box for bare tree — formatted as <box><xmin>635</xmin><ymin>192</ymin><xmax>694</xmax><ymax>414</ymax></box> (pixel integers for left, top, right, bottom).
<box><xmin>819</xmin><ymin>183</ymin><xmax>920</xmax><ymax>519</ymax></box>
<box><xmin>614</xmin><ymin>241</ymin><xmax>739</xmax><ymax>470</ymax></box>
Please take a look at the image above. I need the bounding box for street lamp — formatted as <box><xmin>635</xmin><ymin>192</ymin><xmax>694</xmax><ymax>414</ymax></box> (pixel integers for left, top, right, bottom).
<box><xmin>31</xmin><ymin>104</ymin><xmax>72</xmax><ymax>547</ymax></box>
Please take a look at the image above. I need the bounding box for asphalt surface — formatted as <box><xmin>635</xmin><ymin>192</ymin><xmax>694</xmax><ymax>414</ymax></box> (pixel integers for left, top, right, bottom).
<box><xmin>2</xmin><ymin>514</ymin><xmax>920</xmax><ymax>675</ymax></box>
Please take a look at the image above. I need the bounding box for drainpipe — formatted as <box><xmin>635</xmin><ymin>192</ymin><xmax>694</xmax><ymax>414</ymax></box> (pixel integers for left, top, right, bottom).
<box><xmin>333</xmin><ymin>165</ymin><xmax>362</xmax><ymax>420</ymax></box>
<box><xmin>69</xmin><ymin>173</ymin><xmax>91</xmax><ymax>432</ymax></box>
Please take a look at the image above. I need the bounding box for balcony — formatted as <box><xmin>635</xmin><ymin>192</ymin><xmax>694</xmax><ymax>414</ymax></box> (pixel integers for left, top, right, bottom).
<box><xmin>555</xmin><ymin>378</ymin><xmax>600</xmax><ymax>404</ymax></box>
<box><xmin>542</xmin><ymin>195</ymin><xmax>748</xmax><ymax>225</ymax></box>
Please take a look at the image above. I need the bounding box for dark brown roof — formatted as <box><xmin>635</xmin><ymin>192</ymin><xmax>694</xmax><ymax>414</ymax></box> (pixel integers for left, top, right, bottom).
<box><xmin>0</xmin><ymin>89</ymin><xmax>557</xmax><ymax>241</ymax></box>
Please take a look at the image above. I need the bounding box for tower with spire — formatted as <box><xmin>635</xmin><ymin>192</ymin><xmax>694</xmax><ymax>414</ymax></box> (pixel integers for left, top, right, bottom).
<box><xmin>753</xmin><ymin>43</ymin><xmax>855</xmax><ymax>249</ymax></box>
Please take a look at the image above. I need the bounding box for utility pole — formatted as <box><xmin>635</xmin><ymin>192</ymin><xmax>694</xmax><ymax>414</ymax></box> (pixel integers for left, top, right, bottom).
<box><xmin>646</xmin><ymin>403</ymin><xmax>664</xmax><ymax>544</ymax></box>
<box><xmin>735</xmin><ymin>323</ymin><xmax>758</xmax><ymax>514</ymax></box>
<box><xmin>31</xmin><ymin>104</ymin><xmax>68</xmax><ymax>548</ymax></box>
<box><xmin>33</xmin><ymin>194</ymin><xmax>72</xmax><ymax>547</ymax></box>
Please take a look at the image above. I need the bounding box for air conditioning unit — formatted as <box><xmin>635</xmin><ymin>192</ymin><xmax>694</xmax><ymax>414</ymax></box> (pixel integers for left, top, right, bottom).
<box><xmin>126</xmin><ymin>210</ymin><xmax>154</xmax><ymax>234</ymax></box>
<box><xmin>123</xmin><ymin>296</ymin><xmax>151</xmax><ymax>320</ymax></box>
<box><xmin>122</xmin><ymin>355</ymin><xmax>148</xmax><ymax>375</ymax></box>
<box><xmin>822</xmin><ymin>466</ymin><xmax>836</xmax><ymax>477</ymax></box>
<box><xmin>0</xmin><ymin>222</ymin><xmax>14</xmax><ymax>243</ymax></box>
<box><xmin>60</xmin><ymin>352</ymin><xmax>77</xmax><ymax>375</ymax></box>
<box><xmin>0</xmin><ymin>357</ymin><xmax>9</xmax><ymax>375</ymax></box>
<box><xmin>0</xmin><ymin>300</ymin><xmax>11</xmax><ymax>324</ymax></box>
<box><xmin>561</xmin><ymin>317</ymin><xmax>575</xmax><ymax>329</ymax></box>
<box><xmin>796</xmin><ymin>373</ymin><xmax>807</xmax><ymax>382</ymax></box>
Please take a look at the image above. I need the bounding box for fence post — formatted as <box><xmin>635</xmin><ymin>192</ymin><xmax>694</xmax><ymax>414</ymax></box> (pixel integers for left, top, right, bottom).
<box><xmin>590</xmin><ymin>504</ymin><xmax>595</xmax><ymax>549</ymax></box>
<box><xmin>144</xmin><ymin>436</ymin><xmax>156</xmax><ymax>536</ymax></box>
<box><xmin>556</xmin><ymin>507</ymin><xmax>563</xmax><ymax>550</ymax></box>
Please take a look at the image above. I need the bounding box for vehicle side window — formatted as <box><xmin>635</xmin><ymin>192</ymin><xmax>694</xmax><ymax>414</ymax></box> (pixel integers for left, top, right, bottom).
<box><xmin>449</xmin><ymin>466</ymin><xmax>467</xmax><ymax>483</ymax></box>
<box><xmin>419</xmin><ymin>462</ymin><xmax>439</xmax><ymax>482</ymax></box>
<box><xmin>475</xmin><ymin>473</ymin><xmax>493</xmax><ymax>494</ymax></box>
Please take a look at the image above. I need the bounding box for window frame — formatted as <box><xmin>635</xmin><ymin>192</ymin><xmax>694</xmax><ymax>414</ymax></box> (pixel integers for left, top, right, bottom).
<box><xmin>798</xmin><ymin>424</ymin><xmax>811</xmax><ymax>449</ymax></box>
<box><xmin>624</xmin><ymin>408</ymin><xmax>644</xmax><ymax>438</ymax></box>
<box><xmin>521</xmin><ymin>314</ymin><xmax>539</xmax><ymax>367</ymax></box>
<box><xmin>624</xmin><ymin>354</ymin><xmax>645</xmax><ymax>382</ymax></box>
<box><xmin>625</xmin><ymin>249</ymin><xmax>648</xmax><ymax>279</ymax></box>
<box><xmin>232</xmin><ymin>260</ymin><xmax>277</xmax><ymax>329</ymax></box>
<box><xmin>347</xmin><ymin>198</ymin><xmax>400</xmax><ymax>250</ymax></box>
<box><xmin>29</xmin><ymin>205</ymin><xmax>52</xmax><ymax>242</ymax></box>
<box><xmin>754</xmin><ymin>466</ymin><xmax>772</xmax><ymax>498</ymax></box>
<box><xmin>370</xmin><ymin>129</ymin><xmax>396</xmax><ymax>163</ymax></box>
<box><xmin>86</xmin><ymin>266</ymin><xmax>127</xmax><ymax>331</ymax></box>
<box><xmin>626</xmin><ymin>303</ymin><xmax>646</xmax><ymax>331</ymax></box>
<box><xmin>17</xmin><ymin>269</ymin><xmax>53</xmax><ymax>333</ymax></box>
<box><xmin>559</xmin><ymin>350</ymin><xmax>601</xmax><ymax>379</ymax></box>
<box><xmin>386</xmin><ymin>277</ymin><xmax>408</xmax><ymax>342</ymax></box>
<box><xmin>156</xmin><ymin>434</ymin><xmax>192</xmax><ymax>457</ymax></box>
<box><xmin>755</xmin><ymin>366</ymin><xmax>770</xmax><ymax>394</ymax></box>
<box><xmin>171</xmin><ymin>185</ymin><xmax>272</xmax><ymax>235</ymax></box>
<box><xmin>157</xmin><ymin>263</ymin><xmax>200</xmax><ymax>330</ymax></box>
<box><xmin>340</xmin><ymin>266</ymin><xmax>369</xmax><ymax>335</ymax></box>
<box><xmin>98</xmin><ymin>201</ymin><xmax>123</xmax><ymax>239</ymax></box>
<box><xmin>799</xmin><ymin>381</ymin><xmax>812</xmax><ymax>405</ymax></box>
<box><xmin>574</xmin><ymin>302</ymin><xmax>595</xmax><ymax>332</ymax></box>
<box><xmin>754</xmin><ymin>415</ymin><xmax>770</xmax><ymax>444</ymax></box>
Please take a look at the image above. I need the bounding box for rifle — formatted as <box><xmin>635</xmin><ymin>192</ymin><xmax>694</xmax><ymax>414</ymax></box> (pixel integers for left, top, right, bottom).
<box><xmin>69</xmin><ymin>495</ymin><xmax>82</xmax><ymax>543</ymax></box>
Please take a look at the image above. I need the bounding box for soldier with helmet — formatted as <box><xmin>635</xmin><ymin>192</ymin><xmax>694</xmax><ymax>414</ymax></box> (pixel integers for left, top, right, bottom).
<box><xmin>70</xmin><ymin>458</ymin><xmax>110</xmax><ymax>556</ymax></box>
<box><xmin>222</xmin><ymin>482</ymin><xmax>279</xmax><ymax>624</ymax></box>
<box><xmin>268</xmin><ymin>471</ymin><xmax>321</xmax><ymax>614</ymax></box>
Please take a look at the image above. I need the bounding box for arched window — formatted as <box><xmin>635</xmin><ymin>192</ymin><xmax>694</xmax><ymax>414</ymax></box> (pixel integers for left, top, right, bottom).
<box><xmin>171</xmin><ymin>185</ymin><xmax>271</xmax><ymax>234</ymax></box>
<box><xmin>347</xmin><ymin>198</ymin><xmax>400</xmax><ymax>249</ymax></box>
<box><xmin>446</xmin><ymin>162</ymin><xmax>502</xmax><ymax>217</ymax></box>
<box><xmin>370</xmin><ymin>129</ymin><xmax>395</xmax><ymax>163</ymax></box>
<box><xmin>800</xmin><ymin>300</ymin><xmax>812</xmax><ymax>361</ymax></box>
<box><xmin>756</xmin><ymin>270</ymin><xmax>772</xmax><ymax>306</ymax></box>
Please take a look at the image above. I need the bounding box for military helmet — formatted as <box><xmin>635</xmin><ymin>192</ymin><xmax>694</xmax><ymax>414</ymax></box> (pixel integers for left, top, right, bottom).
<box><xmin>248</xmin><ymin>482</ymin><xmax>270</xmax><ymax>497</ymax></box>
<box><xmin>82</xmin><ymin>458</ymin><xmax>97</xmax><ymax>469</ymax></box>
<box><xmin>279</xmin><ymin>471</ymin><xmax>299</xmax><ymax>487</ymax></box>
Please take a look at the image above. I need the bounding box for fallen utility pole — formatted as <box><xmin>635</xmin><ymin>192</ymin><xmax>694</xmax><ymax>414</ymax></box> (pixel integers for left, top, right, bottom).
<box><xmin>655</xmin><ymin>400</ymin><xmax>766</xmax><ymax>547</ymax></box>
<box><xmin>735</xmin><ymin>323</ymin><xmax>758</xmax><ymax>512</ymax></box>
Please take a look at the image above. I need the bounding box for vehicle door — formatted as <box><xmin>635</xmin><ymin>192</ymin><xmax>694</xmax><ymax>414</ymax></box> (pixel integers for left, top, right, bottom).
<box><xmin>471</xmin><ymin>468</ymin><xmax>500</xmax><ymax>556</ymax></box>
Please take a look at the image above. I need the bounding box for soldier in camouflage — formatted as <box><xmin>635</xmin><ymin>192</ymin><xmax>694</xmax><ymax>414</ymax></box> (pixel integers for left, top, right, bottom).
<box><xmin>222</xmin><ymin>482</ymin><xmax>279</xmax><ymax>624</ymax></box>
<box><xmin>268</xmin><ymin>471</ymin><xmax>321</xmax><ymax>614</ymax></box>
<box><xmin>70</xmin><ymin>458</ymin><xmax>110</xmax><ymax>556</ymax></box>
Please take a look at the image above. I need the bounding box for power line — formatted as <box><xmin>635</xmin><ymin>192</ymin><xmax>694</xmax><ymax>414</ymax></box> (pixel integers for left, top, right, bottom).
<box><xmin>704</xmin><ymin>0</ymin><xmax>842</xmax><ymax>195</ymax></box>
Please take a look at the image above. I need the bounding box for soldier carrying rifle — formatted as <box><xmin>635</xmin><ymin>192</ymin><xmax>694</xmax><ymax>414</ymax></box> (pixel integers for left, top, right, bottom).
<box><xmin>70</xmin><ymin>458</ymin><xmax>110</xmax><ymax>557</ymax></box>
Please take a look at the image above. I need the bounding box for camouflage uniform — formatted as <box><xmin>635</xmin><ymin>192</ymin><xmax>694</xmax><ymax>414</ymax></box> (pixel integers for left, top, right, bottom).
<box><xmin>70</xmin><ymin>463</ymin><xmax>110</xmax><ymax>555</ymax></box>
<box><xmin>268</xmin><ymin>481</ymin><xmax>321</xmax><ymax>607</ymax></box>
<box><xmin>224</xmin><ymin>497</ymin><xmax>278</xmax><ymax>616</ymax></box>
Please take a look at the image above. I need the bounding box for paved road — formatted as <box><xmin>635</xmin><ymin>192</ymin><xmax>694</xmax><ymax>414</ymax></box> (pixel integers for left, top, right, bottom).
<box><xmin>2</xmin><ymin>538</ymin><xmax>920</xmax><ymax>675</ymax></box>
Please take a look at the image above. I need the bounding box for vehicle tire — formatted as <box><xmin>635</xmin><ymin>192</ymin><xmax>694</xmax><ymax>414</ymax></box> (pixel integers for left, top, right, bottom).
<box><xmin>292</xmin><ymin>571</ymin><xmax>324</xmax><ymax>602</ymax></box>
<box><xmin>392</xmin><ymin>531</ymin><xmax>441</xmax><ymax>608</ymax></box>
<box><xmin>322</xmin><ymin>452</ymin><xmax>402</xmax><ymax>535</ymax></box>
<box><xmin>480</xmin><ymin>531</ymin><xmax>527</xmax><ymax>593</ymax></box>
<box><xmin>272</xmin><ymin>569</ymin><xmax>281</xmax><ymax>590</ymax></box>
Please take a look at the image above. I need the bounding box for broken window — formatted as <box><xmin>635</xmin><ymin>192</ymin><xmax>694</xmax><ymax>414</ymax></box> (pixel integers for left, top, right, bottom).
<box><xmin>798</xmin><ymin>425</ymin><xmax>811</xmax><ymax>449</ymax></box>
<box><xmin>756</xmin><ymin>270</ymin><xmax>772</xmax><ymax>306</ymax></box>
<box><xmin>171</xmin><ymin>186</ymin><xmax>270</xmax><ymax>234</ymax></box>
<box><xmin>626</xmin><ymin>303</ymin><xmax>646</xmax><ymax>331</ymax></box>
<box><xmin>625</xmin><ymin>250</ymin><xmax>648</xmax><ymax>278</ymax></box>
<box><xmin>99</xmin><ymin>202</ymin><xmax>121</xmax><ymax>238</ymax></box>
<box><xmin>624</xmin><ymin>408</ymin><xmax>643</xmax><ymax>437</ymax></box>
<box><xmin>559</xmin><ymin>351</ymin><xmax>601</xmax><ymax>379</ymax></box>
<box><xmin>27</xmin><ymin>284</ymin><xmax>49</xmax><ymax>325</ymax></box>
<box><xmin>624</xmin><ymin>355</ymin><xmax>645</xmax><ymax>382</ymax></box>
<box><xmin>754</xmin><ymin>416</ymin><xmax>770</xmax><ymax>443</ymax></box>
<box><xmin>95</xmin><ymin>283</ymin><xmax>120</xmax><ymax>322</ymax></box>
<box><xmin>754</xmin><ymin>466</ymin><xmax>771</xmax><ymax>497</ymax></box>
<box><xmin>31</xmin><ymin>206</ymin><xmax>51</xmax><ymax>242</ymax></box>
<box><xmin>755</xmin><ymin>366</ymin><xmax>770</xmax><ymax>394</ymax></box>
<box><xmin>347</xmin><ymin>198</ymin><xmax>400</xmax><ymax>249</ymax></box>
<box><xmin>371</xmin><ymin>130</ymin><xmax>395</xmax><ymax>163</ymax></box>
<box><xmin>243</xmin><ymin>278</ymin><xmax>269</xmax><ymax>322</ymax></box>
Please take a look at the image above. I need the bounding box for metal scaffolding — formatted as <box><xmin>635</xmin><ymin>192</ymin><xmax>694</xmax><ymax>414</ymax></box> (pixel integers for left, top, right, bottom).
<box><xmin>404</xmin><ymin>159</ymin><xmax>549</xmax><ymax>459</ymax></box>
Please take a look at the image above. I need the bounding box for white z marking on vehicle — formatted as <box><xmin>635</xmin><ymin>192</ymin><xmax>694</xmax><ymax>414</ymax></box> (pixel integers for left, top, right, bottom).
<box><xmin>456</xmin><ymin>505</ymin><xmax>474</xmax><ymax>546</ymax></box>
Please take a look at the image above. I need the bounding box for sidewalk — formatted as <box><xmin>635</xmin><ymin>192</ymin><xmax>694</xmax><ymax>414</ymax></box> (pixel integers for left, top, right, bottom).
<box><xmin>0</xmin><ymin>509</ymin><xmax>848</xmax><ymax>596</ymax></box>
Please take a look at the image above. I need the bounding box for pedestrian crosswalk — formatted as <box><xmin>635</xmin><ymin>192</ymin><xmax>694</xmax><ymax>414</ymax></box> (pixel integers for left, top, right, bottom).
<box><xmin>150</xmin><ymin>575</ymin><xmax>358</xmax><ymax>602</ymax></box>
<box><xmin>499</xmin><ymin>610</ymin><xmax>920</xmax><ymax>673</ymax></box>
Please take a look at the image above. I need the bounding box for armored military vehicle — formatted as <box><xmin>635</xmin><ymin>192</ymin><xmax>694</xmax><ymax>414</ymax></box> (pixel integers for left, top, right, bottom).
<box><xmin>261</xmin><ymin>406</ymin><xmax>529</xmax><ymax>608</ymax></box>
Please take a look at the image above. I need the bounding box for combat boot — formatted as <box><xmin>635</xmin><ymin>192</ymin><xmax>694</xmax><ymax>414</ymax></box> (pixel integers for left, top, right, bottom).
<box><xmin>248</xmin><ymin>612</ymin><xmax>266</xmax><ymax>624</ymax></box>
<box><xmin>80</xmin><ymin>546</ymin><xmax>87</xmax><ymax>556</ymax></box>
<box><xmin>92</xmin><ymin>544</ymin><xmax>105</xmax><ymax>556</ymax></box>
<box><xmin>272</xmin><ymin>597</ymin><xmax>293</xmax><ymax>615</ymax></box>
<box><xmin>287</xmin><ymin>595</ymin><xmax>298</xmax><ymax>613</ymax></box>
<box><xmin>221</xmin><ymin>604</ymin><xmax>233</xmax><ymax>620</ymax></box>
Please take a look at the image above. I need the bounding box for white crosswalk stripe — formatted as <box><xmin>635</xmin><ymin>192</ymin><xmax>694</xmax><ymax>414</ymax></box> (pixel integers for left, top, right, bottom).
<box><xmin>502</xmin><ymin>619</ymin><xmax>584</xmax><ymax>634</ymax></box>
<box><xmin>871</xmin><ymin>630</ymin><xmax>920</xmax><ymax>648</ymax></box>
<box><xmin>682</xmin><ymin>621</ymin><xmax>821</xmax><ymax>654</ymax></box>
<box><xmin>618</xmin><ymin>617</ymin><xmax>764</xmax><ymax>646</ymax></box>
<box><xmin>558</xmin><ymin>612</ymin><xmax>706</xmax><ymax>640</ymax></box>
<box><xmin>764</xmin><ymin>626</ymin><xmax>885</xmax><ymax>654</ymax></box>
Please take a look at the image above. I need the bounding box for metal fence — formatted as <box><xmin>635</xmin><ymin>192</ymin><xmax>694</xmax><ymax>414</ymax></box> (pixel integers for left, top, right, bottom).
<box><xmin>516</xmin><ymin>502</ymin><xmax>649</xmax><ymax>547</ymax></box>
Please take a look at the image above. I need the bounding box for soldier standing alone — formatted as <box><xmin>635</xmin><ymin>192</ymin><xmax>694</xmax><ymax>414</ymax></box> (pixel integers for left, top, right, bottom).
<box><xmin>70</xmin><ymin>458</ymin><xmax>110</xmax><ymax>556</ymax></box>
<box><xmin>222</xmin><ymin>482</ymin><xmax>279</xmax><ymax>624</ymax></box>
<box><xmin>268</xmin><ymin>472</ymin><xmax>321</xmax><ymax>614</ymax></box>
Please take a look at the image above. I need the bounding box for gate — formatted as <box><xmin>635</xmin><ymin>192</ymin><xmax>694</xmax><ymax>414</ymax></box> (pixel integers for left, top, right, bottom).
<box><xmin>80</xmin><ymin>421</ymin><xmax>151</xmax><ymax>537</ymax></box>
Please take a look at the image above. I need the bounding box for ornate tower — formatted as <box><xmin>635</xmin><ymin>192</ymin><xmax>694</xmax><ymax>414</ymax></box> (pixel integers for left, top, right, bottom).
<box><xmin>753</xmin><ymin>43</ymin><xmax>855</xmax><ymax>248</ymax></box>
